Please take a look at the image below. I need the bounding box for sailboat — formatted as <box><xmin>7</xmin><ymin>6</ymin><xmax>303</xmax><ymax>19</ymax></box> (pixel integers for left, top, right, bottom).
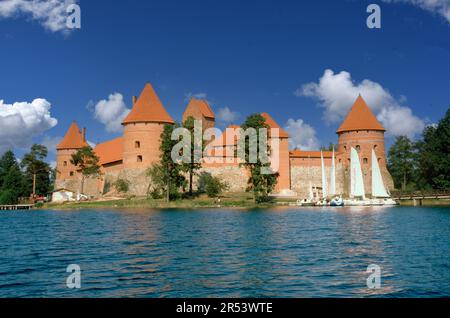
<box><xmin>370</xmin><ymin>149</ymin><xmax>397</xmax><ymax>206</ymax></box>
<box><xmin>344</xmin><ymin>147</ymin><xmax>372</xmax><ymax>206</ymax></box>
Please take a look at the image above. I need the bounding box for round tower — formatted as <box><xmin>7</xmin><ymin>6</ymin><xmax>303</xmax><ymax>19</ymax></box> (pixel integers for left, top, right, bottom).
<box><xmin>122</xmin><ymin>83</ymin><xmax>174</xmax><ymax>170</ymax></box>
<box><xmin>55</xmin><ymin>122</ymin><xmax>88</xmax><ymax>185</ymax></box>
<box><xmin>336</xmin><ymin>95</ymin><xmax>394</xmax><ymax>195</ymax></box>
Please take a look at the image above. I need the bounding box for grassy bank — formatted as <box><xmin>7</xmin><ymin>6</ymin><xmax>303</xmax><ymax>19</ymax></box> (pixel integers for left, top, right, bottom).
<box><xmin>42</xmin><ymin>192</ymin><xmax>286</xmax><ymax>210</ymax></box>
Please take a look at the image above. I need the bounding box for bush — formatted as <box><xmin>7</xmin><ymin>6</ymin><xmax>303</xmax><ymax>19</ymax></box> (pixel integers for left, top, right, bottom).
<box><xmin>197</xmin><ymin>172</ymin><xmax>228</xmax><ymax>198</ymax></box>
<box><xmin>113</xmin><ymin>179</ymin><xmax>129</xmax><ymax>193</ymax></box>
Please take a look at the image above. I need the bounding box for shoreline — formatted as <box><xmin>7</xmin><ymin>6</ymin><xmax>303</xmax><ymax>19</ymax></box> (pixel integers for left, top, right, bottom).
<box><xmin>39</xmin><ymin>196</ymin><xmax>450</xmax><ymax>211</ymax></box>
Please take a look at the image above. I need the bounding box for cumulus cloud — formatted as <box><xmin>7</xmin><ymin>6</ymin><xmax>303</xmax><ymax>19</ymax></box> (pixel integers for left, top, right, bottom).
<box><xmin>0</xmin><ymin>0</ymin><xmax>78</xmax><ymax>33</ymax></box>
<box><xmin>284</xmin><ymin>118</ymin><xmax>320</xmax><ymax>150</ymax></box>
<box><xmin>383</xmin><ymin>0</ymin><xmax>450</xmax><ymax>24</ymax></box>
<box><xmin>296</xmin><ymin>69</ymin><xmax>425</xmax><ymax>138</ymax></box>
<box><xmin>0</xmin><ymin>98</ymin><xmax>58</xmax><ymax>154</ymax></box>
<box><xmin>90</xmin><ymin>93</ymin><xmax>130</xmax><ymax>133</ymax></box>
<box><xmin>216</xmin><ymin>106</ymin><xmax>240</xmax><ymax>123</ymax></box>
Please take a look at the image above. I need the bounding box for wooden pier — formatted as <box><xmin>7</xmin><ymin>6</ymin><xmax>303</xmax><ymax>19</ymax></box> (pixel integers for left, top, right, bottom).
<box><xmin>0</xmin><ymin>204</ymin><xmax>34</xmax><ymax>211</ymax></box>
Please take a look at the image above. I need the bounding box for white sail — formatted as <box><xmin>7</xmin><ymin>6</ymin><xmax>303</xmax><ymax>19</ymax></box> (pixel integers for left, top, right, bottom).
<box><xmin>321</xmin><ymin>151</ymin><xmax>328</xmax><ymax>198</ymax></box>
<box><xmin>371</xmin><ymin>149</ymin><xmax>390</xmax><ymax>198</ymax></box>
<box><xmin>329</xmin><ymin>146</ymin><xmax>336</xmax><ymax>196</ymax></box>
<box><xmin>350</xmin><ymin>147</ymin><xmax>365</xmax><ymax>198</ymax></box>
<box><xmin>309</xmin><ymin>181</ymin><xmax>314</xmax><ymax>200</ymax></box>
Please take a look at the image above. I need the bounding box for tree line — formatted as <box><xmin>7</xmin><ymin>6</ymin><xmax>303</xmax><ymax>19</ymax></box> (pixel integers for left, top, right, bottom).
<box><xmin>388</xmin><ymin>109</ymin><xmax>449</xmax><ymax>192</ymax></box>
<box><xmin>0</xmin><ymin>145</ymin><xmax>53</xmax><ymax>205</ymax></box>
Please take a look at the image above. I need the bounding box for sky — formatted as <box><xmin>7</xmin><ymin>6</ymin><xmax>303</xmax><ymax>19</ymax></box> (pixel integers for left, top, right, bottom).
<box><xmin>0</xmin><ymin>0</ymin><xmax>449</xmax><ymax>165</ymax></box>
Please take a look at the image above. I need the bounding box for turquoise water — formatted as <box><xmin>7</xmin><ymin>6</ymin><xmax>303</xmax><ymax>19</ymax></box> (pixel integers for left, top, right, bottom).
<box><xmin>0</xmin><ymin>206</ymin><xmax>449</xmax><ymax>297</ymax></box>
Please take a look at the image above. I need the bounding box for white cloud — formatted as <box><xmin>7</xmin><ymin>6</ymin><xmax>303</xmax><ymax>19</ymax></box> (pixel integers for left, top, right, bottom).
<box><xmin>41</xmin><ymin>135</ymin><xmax>62</xmax><ymax>153</ymax></box>
<box><xmin>216</xmin><ymin>107</ymin><xmax>240</xmax><ymax>123</ymax></box>
<box><xmin>284</xmin><ymin>118</ymin><xmax>320</xmax><ymax>150</ymax></box>
<box><xmin>296</xmin><ymin>69</ymin><xmax>425</xmax><ymax>138</ymax></box>
<box><xmin>91</xmin><ymin>93</ymin><xmax>130</xmax><ymax>133</ymax></box>
<box><xmin>0</xmin><ymin>0</ymin><xmax>78</xmax><ymax>34</ymax></box>
<box><xmin>0</xmin><ymin>98</ymin><xmax>58</xmax><ymax>154</ymax></box>
<box><xmin>382</xmin><ymin>0</ymin><xmax>450</xmax><ymax>24</ymax></box>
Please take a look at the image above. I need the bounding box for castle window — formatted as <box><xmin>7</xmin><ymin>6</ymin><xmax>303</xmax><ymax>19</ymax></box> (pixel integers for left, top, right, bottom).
<box><xmin>356</xmin><ymin>145</ymin><xmax>361</xmax><ymax>151</ymax></box>
<box><xmin>63</xmin><ymin>161</ymin><xmax>67</xmax><ymax>166</ymax></box>
<box><xmin>374</xmin><ymin>145</ymin><xmax>378</xmax><ymax>150</ymax></box>
<box><xmin>363</xmin><ymin>158</ymin><xmax>368</xmax><ymax>164</ymax></box>
<box><xmin>339</xmin><ymin>159</ymin><xmax>342</xmax><ymax>163</ymax></box>
<box><xmin>137</xmin><ymin>155</ymin><xmax>143</xmax><ymax>163</ymax></box>
<box><xmin>378</xmin><ymin>158</ymin><xmax>381</xmax><ymax>162</ymax></box>
<box><xmin>344</xmin><ymin>146</ymin><xmax>347</xmax><ymax>151</ymax></box>
<box><xmin>135</xmin><ymin>141</ymin><xmax>140</xmax><ymax>149</ymax></box>
<box><xmin>70</xmin><ymin>171</ymin><xmax>74</xmax><ymax>176</ymax></box>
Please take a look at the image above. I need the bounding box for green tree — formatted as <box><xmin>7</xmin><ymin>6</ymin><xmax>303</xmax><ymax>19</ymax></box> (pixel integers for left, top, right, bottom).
<box><xmin>148</xmin><ymin>124</ymin><xmax>186</xmax><ymax>202</ymax></box>
<box><xmin>240</xmin><ymin>114</ymin><xmax>279</xmax><ymax>203</ymax></box>
<box><xmin>388</xmin><ymin>136</ymin><xmax>417</xmax><ymax>191</ymax></box>
<box><xmin>181</xmin><ymin>116</ymin><xmax>202</xmax><ymax>196</ymax></box>
<box><xmin>197</xmin><ymin>172</ymin><xmax>228</xmax><ymax>198</ymax></box>
<box><xmin>21</xmin><ymin>144</ymin><xmax>51</xmax><ymax>197</ymax></box>
<box><xmin>0</xmin><ymin>150</ymin><xmax>17</xmax><ymax>189</ymax></box>
<box><xmin>417</xmin><ymin>109</ymin><xmax>450</xmax><ymax>189</ymax></box>
<box><xmin>0</xmin><ymin>151</ymin><xmax>26</xmax><ymax>204</ymax></box>
<box><xmin>113</xmin><ymin>178</ymin><xmax>129</xmax><ymax>193</ymax></box>
<box><xmin>70</xmin><ymin>146</ymin><xmax>101</xmax><ymax>194</ymax></box>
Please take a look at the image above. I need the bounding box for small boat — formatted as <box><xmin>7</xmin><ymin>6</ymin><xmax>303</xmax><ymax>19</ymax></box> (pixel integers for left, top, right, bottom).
<box><xmin>330</xmin><ymin>196</ymin><xmax>344</xmax><ymax>206</ymax></box>
<box><xmin>315</xmin><ymin>199</ymin><xmax>328</xmax><ymax>206</ymax></box>
<box><xmin>295</xmin><ymin>199</ymin><xmax>316</xmax><ymax>206</ymax></box>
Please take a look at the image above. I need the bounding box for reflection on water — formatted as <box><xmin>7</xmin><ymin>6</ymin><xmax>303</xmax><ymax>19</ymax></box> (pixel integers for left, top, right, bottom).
<box><xmin>0</xmin><ymin>206</ymin><xmax>449</xmax><ymax>297</ymax></box>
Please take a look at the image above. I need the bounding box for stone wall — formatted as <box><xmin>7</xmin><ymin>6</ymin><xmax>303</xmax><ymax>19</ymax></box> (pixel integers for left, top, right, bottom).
<box><xmin>291</xmin><ymin>165</ymin><xmax>345</xmax><ymax>199</ymax></box>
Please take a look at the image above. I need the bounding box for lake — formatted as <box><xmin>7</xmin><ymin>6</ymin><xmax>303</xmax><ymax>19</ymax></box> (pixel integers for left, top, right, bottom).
<box><xmin>0</xmin><ymin>206</ymin><xmax>449</xmax><ymax>297</ymax></box>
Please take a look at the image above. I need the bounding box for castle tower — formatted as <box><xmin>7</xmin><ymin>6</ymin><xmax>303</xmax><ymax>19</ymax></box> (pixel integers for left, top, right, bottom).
<box><xmin>56</xmin><ymin>122</ymin><xmax>88</xmax><ymax>181</ymax></box>
<box><xmin>122</xmin><ymin>83</ymin><xmax>174</xmax><ymax>170</ymax></box>
<box><xmin>336</xmin><ymin>95</ymin><xmax>394</xmax><ymax>195</ymax></box>
<box><xmin>182</xmin><ymin>98</ymin><xmax>215</xmax><ymax>131</ymax></box>
<box><xmin>261</xmin><ymin>113</ymin><xmax>291</xmax><ymax>193</ymax></box>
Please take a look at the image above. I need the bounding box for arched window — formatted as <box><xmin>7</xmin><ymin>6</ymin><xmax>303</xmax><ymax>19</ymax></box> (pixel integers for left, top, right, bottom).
<box><xmin>137</xmin><ymin>155</ymin><xmax>143</xmax><ymax>163</ymax></box>
<box><xmin>63</xmin><ymin>161</ymin><xmax>67</xmax><ymax>166</ymax></box>
<box><xmin>135</xmin><ymin>141</ymin><xmax>140</xmax><ymax>149</ymax></box>
<box><xmin>69</xmin><ymin>171</ymin><xmax>74</xmax><ymax>176</ymax></box>
<box><xmin>356</xmin><ymin>145</ymin><xmax>361</xmax><ymax>152</ymax></box>
<box><xmin>374</xmin><ymin>145</ymin><xmax>378</xmax><ymax>150</ymax></box>
<box><xmin>363</xmin><ymin>158</ymin><xmax>368</xmax><ymax>164</ymax></box>
<box><xmin>344</xmin><ymin>145</ymin><xmax>347</xmax><ymax>151</ymax></box>
<box><xmin>338</xmin><ymin>159</ymin><xmax>342</xmax><ymax>163</ymax></box>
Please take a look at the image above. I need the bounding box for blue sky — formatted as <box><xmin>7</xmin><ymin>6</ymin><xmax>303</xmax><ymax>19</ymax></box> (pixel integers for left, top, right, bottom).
<box><xmin>0</xmin><ymin>0</ymin><xmax>449</xmax><ymax>164</ymax></box>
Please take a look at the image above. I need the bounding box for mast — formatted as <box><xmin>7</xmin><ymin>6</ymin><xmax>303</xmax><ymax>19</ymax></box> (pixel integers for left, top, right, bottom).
<box><xmin>321</xmin><ymin>151</ymin><xmax>328</xmax><ymax>198</ymax></box>
<box><xmin>329</xmin><ymin>146</ymin><xmax>336</xmax><ymax>196</ymax></box>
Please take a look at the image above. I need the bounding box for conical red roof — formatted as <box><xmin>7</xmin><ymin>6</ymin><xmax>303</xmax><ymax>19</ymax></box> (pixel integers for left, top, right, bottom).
<box><xmin>336</xmin><ymin>95</ymin><xmax>385</xmax><ymax>133</ymax></box>
<box><xmin>56</xmin><ymin>122</ymin><xmax>88</xmax><ymax>150</ymax></box>
<box><xmin>187</xmin><ymin>98</ymin><xmax>215</xmax><ymax>119</ymax></box>
<box><xmin>122</xmin><ymin>83</ymin><xmax>174</xmax><ymax>124</ymax></box>
<box><xmin>261</xmin><ymin>112</ymin><xmax>289</xmax><ymax>138</ymax></box>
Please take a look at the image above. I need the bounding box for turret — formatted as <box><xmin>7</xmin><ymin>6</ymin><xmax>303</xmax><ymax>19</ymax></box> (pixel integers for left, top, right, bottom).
<box><xmin>121</xmin><ymin>83</ymin><xmax>174</xmax><ymax>170</ymax></box>
<box><xmin>182</xmin><ymin>97</ymin><xmax>215</xmax><ymax>131</ymax></box>
<box><xmin>56</xmin><ymin>122</ymin><xmax>88</xmax><ymax>181</ymax></box>
<box><xmin>336</xmin><ymin>95</ymin><xmax>394</xmax><ymax>195</ymax></box>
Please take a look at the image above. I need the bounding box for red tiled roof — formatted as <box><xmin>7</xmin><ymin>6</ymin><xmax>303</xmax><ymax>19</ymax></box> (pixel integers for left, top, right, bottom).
<box><xmin>122</xmin><ymin>83</ymin><xmax>174</xmax><ymax>124</ymax></box>
<box><xmin>290</xmin><ymin>150</ymin><xmax>333</xmax><ymax>158</ymax></box>
<box><xmin>336</xmin><ymin>95</ymin><xmax>385</xmax><ymax>133</ymax></box>
<box><xmin>94</xmin><ymin>137</ymin><xmax>123</xmax><ymax>165</ymax></box>
<box><xmin>188</xmin><ymin>98</ymin><xmax>215</xmax><ymax>119</ymax></box>
<box><xmin>56</xmin><ymin>122</ymin><xmax>88</xmax><ymax>150</ymax></box>
<box><xmin>261</xmin><ymin>112</ymin><xmax>289</xmax><ymax>138</ymax></box>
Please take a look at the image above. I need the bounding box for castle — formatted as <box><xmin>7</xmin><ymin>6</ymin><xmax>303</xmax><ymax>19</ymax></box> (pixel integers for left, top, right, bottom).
<box><xmin>55</xmin><ymin>83</ymin><xmax>394</xmax><ymax>198</ymax></box>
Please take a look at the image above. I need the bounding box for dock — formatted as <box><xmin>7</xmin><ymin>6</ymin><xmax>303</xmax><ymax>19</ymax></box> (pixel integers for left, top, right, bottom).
<box><xmin>0</xmin><ymin>204</ymin><xmax>34</xmax><ymax>211</ymax></box>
